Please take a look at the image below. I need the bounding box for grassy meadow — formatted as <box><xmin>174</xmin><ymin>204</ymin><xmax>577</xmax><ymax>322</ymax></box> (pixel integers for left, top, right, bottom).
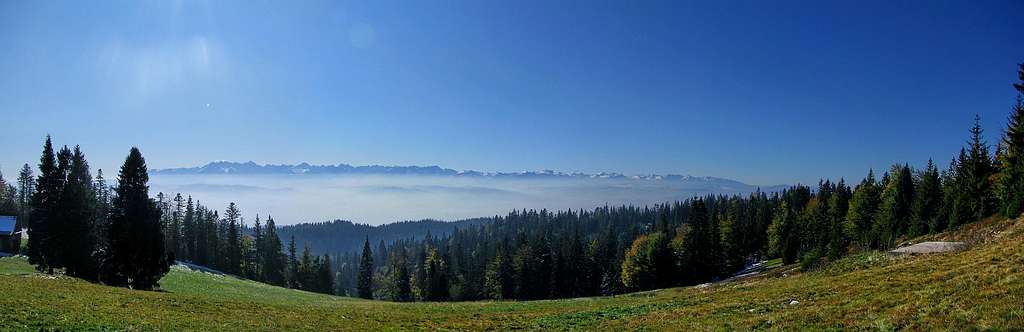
<box><xmin>1</xmin><ymin>217</ymin><xmax>1022</xmax><ymax>330</ymax></box>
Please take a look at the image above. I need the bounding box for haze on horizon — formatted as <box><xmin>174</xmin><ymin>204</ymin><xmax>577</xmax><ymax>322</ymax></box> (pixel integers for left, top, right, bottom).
<box><xmin>2</xmin><ymin>1</ymin><xmax>1023</xmax><ymax>211</ymax></box>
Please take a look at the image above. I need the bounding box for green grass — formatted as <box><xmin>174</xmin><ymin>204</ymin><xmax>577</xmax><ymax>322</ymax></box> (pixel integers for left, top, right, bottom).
<box><xmin>2</xmin><ymin>219</ymin><xmax>1023</xmax><ymax>330</ymax></box>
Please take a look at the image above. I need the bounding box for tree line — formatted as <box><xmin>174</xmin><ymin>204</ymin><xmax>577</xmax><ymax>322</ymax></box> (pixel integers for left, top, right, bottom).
<box><xmin>13</xmin><ymin>140</ymin><xmax>170</xmax><ymax>289</ymax></box>
<box><xmin>328</xmin><ymin>64</ymin><xmax>1024</xmax><ymax>301</ymax></box>
<box><xmin>151</xmin><ymin>195</ymin><xmax>334</xmax><ymax>294</ymax></box>
<box><xmin>10</xmin><ymin>137</ymin><xmax>336</xmax><ymax>294</ymax></box>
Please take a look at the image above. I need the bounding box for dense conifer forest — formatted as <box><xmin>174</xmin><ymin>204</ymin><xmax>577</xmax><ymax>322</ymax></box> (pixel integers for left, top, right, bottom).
<box><xmin>2</xmin><ymin>64</ymin><xmax>1022</xmax><ymax>301</ymax></box>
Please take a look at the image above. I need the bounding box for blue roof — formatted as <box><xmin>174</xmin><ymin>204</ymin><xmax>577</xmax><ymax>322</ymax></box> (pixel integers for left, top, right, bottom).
<box><xmin>0</xmin><ymin>216</ymin><xmax>15</xmax><ymax>235</ymax></box>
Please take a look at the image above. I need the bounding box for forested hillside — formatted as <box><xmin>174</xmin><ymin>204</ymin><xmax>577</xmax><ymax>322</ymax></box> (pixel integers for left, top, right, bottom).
<box><xmin>277</xmin><ymin>218</ymin><xmax>489</xmax><ymax>255</ymax></box>
<box><xmin>2</xmin><ymin>215</ymin><xmax>1022</xmax><ymax>330</ymax></box>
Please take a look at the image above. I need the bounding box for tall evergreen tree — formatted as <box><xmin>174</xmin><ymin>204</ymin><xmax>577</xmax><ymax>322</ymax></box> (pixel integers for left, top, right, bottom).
<box><xmin>826</xmin><ymin>179</ymin><xmax>852</xmax><ymax>259</ymax></box>
<box><xmin>252</xmin><ymin>215</ymin><xmax>263</xmax><ymax>280</ymax></box>
<box><xmin>845</xmin><ymin>170</ymin><xmax>880</xmax><ymax>249</ymax></box>
<box><xmin>317</xmin><ymin>254</ymin><xmax>334</xmax><ymax>294</ymax></box>
<box><xmin>262</xmin><ymin>216</ymin><xmax>286</xmax><ymax>286</ymax></box>
<box><xmin>182</xmin><ymin>196</ymin><xmax>196</xmax><ymax>261</ymax></box>
<box><xmin>873</xmin><ymin>165</ymin><xmax>915</xmax><ymax>249</ymax></box>
<box><xmin>963</xmin><ymin>115</ymin><xmax>996</xmax><ymax>223</ymax></box>
<box><xmin>682</xmin><ymin>199</ymin><xmax>718</xmax><ymax>282</ymax></box>
<box><xmin>998</xmin><ymin>64</ymin><xmax>1024</xmax><ymax>218</ymax></box>
<box><xmin>28</xmin><ymin>136</ymin><xmax>62</xmax><ymax>273</ymax></box>
<box><xmin>390</xmin><ymin>247</ymin><xmax>412</xmax><ymax>301</ymax></box>
<box><xmin>768</xmin><ymin>201</ymin><xmax>799</xmax><ymax>264</ymax></box>
<box><xmin>92</xmin><ymin>169</ymin><xmax>111</xmax><ymax>240</ymax></box>
<box><xmin>422</xmin><ymin>247</ymin><xmax>449</xmax><ymax>301</ymax></box>
<box><xmin>13</xmin><ymin>163</ymin><xmax>34</xmax><ymax>253</ymax></box>
<box><xmin>948</xmin><ymin>149</ymin><xmax>973</xmax><ymax>229</ymax></box>
<box><xmin>102</xmin><ymin>147</ymin><xmax>170</xmax><ymax>289</ymax></box>
<box><xmin>224</xmin><ymin>202</ymin><xmax>242</xmax><ymax>274</ymax></box>
<box><xmin>912</xmin><ymin>160</ymin><xmax>943</xmax><ymax>235</ymax></box>
<box><xmin>357</xmin><ymin>237</ymin><xmax>374</xmax><ymax>299</ymax></box>
<box><xmin>298</xmin><ymin>244</ymin><xmax>315</xmax><ymax>291</ymax></box>
<box><xmin>169</xmin><ymin>193</ymin><xmax>184</xmax><ymax>257</ymax></box>
<box><xmin>483</xmin><ymin>248</ymin><xmax>512</xmax><ymax>299</ymax></box>
<box><xmin>60</xmin><ymin>146</ymin><xmax>99</xmax><ymax>280</ymax></box>
<box><xmin>287</xmin><ymin>235</ymin><xmax>299</xmax><ymax>288</ymax></box>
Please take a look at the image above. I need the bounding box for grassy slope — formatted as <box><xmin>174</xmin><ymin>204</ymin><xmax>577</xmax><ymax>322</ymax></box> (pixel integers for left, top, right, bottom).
<box><xmin>1</xmin><ymin>218</ymin><xmax>1022</xmax><ymax>331</ymax></box>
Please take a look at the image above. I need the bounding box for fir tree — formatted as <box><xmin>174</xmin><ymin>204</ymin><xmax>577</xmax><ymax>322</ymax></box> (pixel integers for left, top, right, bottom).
<box><xmin>357</xmin><ymin>237</ymin><xmax>374</xmax><ymax>299</ymax></box>
<box><xmin>170</xmin><ymin>193</ymin><xmax>184</xmax><ymax>257</ymax></box>
<box><xmin>298</xmin><ymin>244</ymin><xmax>315</xmax><ymax>291</ymax></box>
<box><xmin>102</xmin><ymin>147</ymin><xmax>170</xmax><ymax>289</ymax></box>
<box><xmin>826</xmin><ymin>179</ymin><xmax>852</xmax><ymax>260</ymax></box>
<box><xmin>873</xmin><ymin>165</ymin><xmax>915</xmax><ymax>249</ymax></box>
<box><xmin>288</xmin><ymin>235</ymin><xmax>299</xmax><ymax>288</ymax></box>
<box><xmin>998</xmin><ymin>64</ymin><xmax>1024</xmax><ymax>218</ymax></box>
<box><xmin>768</xmin><ymin>201</ymin><xmax>799</xmax><ymax>264</ymax></box>
<box><xmin>422</xmin><ymin>247</ymin><xmax>449</xmax><ymax>301</ymax></box>
<box><xmin>390</xmin><ymin>247</ymin><xmax>412</xmax><ymax>301</ymax></box>
<box><xmin>318</xmin><ymin>254</ymin><xmax>334</xmax><ymax>294</ymax></box>
<box><xmin>964</xmin><ymin>116</ymin><xmax>996</xmax><ymax>223</ymax></box>
<box><xmin>911</xmin><ymin>160</ymin><xmax>943</xmax><ymax>235</ymax></box>
<box><xmin>29</xmin><ymin>136</ymin><xmax>61</xmax><ymax>273</ymax></box>
<box><xmin>845</xmin><ymin>170</ymin><xmax>880</xmax><ymax>249</ymax></box>
<box><xmin>15</xmin><ymin>163</ymin><xmax>34</xmax><ymax>252</ymax></box>
<box><xmin>224</xmin><ymin>202</ymin><xmax>242</xmax><ymax>274</ymax></box>
<box><xmin>252</xmin><ymin>215</ymin><xmax>263</xmax><ymax>280</ymax></box>
<box><xmin>262</xmin><ymin>216</ymin><xmax>286</xmax><ymax>286</ymax></box>
<box><xmin>182</xmin><ymin>197</ymin><xmax>195</xmax><ymax>261</ymax></box>
<box><xmin>60</xmin><ymin>146</ymin><xmax>99</xmax><ymax>280</ymax></box>
<box><xmin>483</xmin><ymin>249</ymin><xmax>512</xmax><ymax>299</ymax></box>
<box><xmin>948</xmin><ymin>149</ymin><xmax>973</xmax><ymax>229</ymax></box>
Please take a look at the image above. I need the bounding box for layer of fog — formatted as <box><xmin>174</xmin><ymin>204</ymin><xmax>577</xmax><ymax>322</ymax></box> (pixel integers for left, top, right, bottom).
<box><xmin>148</xmin><ymin>174</ymin><xmax>745</xmax><ymax>225</ymax></box>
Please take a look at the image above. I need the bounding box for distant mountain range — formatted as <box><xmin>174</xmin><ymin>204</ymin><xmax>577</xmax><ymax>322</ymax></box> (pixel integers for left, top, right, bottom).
<box><xmin>152</xmin><ymin>161</ymin><xmax>787</xmax><ymax>192</ymax></box>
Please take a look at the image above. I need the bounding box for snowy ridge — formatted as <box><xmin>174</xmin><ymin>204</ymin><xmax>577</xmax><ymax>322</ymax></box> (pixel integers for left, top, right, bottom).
<box><xmin>152</xmin><ymin>161</ymin><xmax>785</xmax><ymax>190</ymax></box>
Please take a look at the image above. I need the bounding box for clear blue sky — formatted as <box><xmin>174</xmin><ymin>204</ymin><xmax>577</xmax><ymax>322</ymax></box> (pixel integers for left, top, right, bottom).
<box><xmin>1</xmin><ymin>1</ymin><xmax>1022</xmax><ymax>185</ymax></box>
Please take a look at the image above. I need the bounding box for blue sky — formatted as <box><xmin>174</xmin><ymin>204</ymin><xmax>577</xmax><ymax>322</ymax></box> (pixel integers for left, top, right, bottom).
<box><xmin>1</xmin><ymin>0</ymin><xmax>1022</xmax><ymax>186</ymax></box>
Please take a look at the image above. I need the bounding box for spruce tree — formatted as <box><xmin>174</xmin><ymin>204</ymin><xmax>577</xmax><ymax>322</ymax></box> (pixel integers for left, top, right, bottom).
<box><xmin>911</xmin><ymin>159</ymin><xmax>943</xmax><ymax>235</ymax></box>
<box><xmin>102</xmin><ymin>147</ymin><xmax>170</xmax><ymax>289</ymax></box>
<box><xmin>873</xmin><ymin>165</ymin><xmax>915</xmax><ymax>249</ymax></box>
<box><xmin>298</xmin><ymin>244</ymin><xmax>315</xmax><ymax>291</ymax></box>
<box><xmin>16</xmin><ymin>164</ymin><xmax>33</xmax><ymax>213</ymax></box>
<box><xmin>483</xmin><ymin>249</ymin><xmax>511</xmax><ymax>299</ymax></box>
<box><xmin>60</xmin><ymin>146</ymin><xmax>99</xmax><ymax>280</ymax></box>
<box><xmin>252</xmin><ymin>215</ymin><xmax>263</xmax><ymax>280</ymax></box>
<box><xmin>423</xmin><ymin>247</ymin><xmax>449</xmax><ymax>301</ymax></box>
<box><xmin>390</xmin><ymin>247</ymin><xmax>412</xmax><ymax>301</ymax></box>
<box><xmin>844</xmin><ymin>170</ymin><xmax>880</xmax><ymax>249</ymax></box>
<box><xmin>170</xmin><ymin>193</ymin><xmax>184</xmax><ymax>257</ymax></box>
<box><xmin>682</xmin><ymin>199</ymin><xmax>718</xmax><ymax>281</ymax></box>
<box><xmin>826</xmin><ymin>179</ymin><xmax>851</xmax><ymax>259</ymax></box>
<box><xmin>262</xmin><ymin>216</ymin><xmax>286</xmax><ymax>286</ymax></box>
<box><xmin>318</xmin><ymin>254</ymin><xmax>334</xmax><ymax>294</ymax></box>
<box><xmin>29</xmin><ymin>136</ymin><xmax>61</xmax><ymax>273</ymax></box>
<box><xmin>224</xmin><ymin>202</ymin><xmax>242</xmax><ymax>274</ymax></box>
<box><xmin>964</xmin><ymin>116</ymin><xmax>996</xmax><ymax>222</ymax></box>
<box><xmin>768</xmin><ymin>201</ymin><xmax>799</xmax><ymax>264</ymax></box>
<box><xmin>182</xmin><ymin>196</ymin><xmax>195</xmax><ymax>261</ymax></box>
<box><xmin>92</xmin><ymin>169</ymin><xmax>111</xmax><ymax>241</ymax></box>
<box><xmin>998</xmin><ymin>64</ymin><xmax>1024</xmax><ymax>218</ymax></box>
<box><xmin>357</xmin><ymin>237</ymin><xmax>374</xmax><ymax>299</ymax></box>
<box><xmin>948</xmin><ymin>149</ymin><xmax>972</xmax><ymax>229</ymax></box>
<box><xmin>15</xmin><ymin>164</ymin><xmax>34</xmax><ymax>252</ymax></box>
<box><xmin>288</xmin><ymin>235</ymin><xmax>299</xmax><ymax>288</ymax></box>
